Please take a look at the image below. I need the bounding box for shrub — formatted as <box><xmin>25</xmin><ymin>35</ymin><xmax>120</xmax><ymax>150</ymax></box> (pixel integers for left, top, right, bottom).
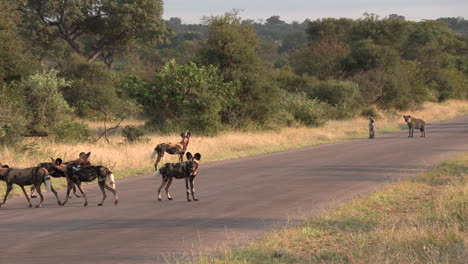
<box><xmin>0</xmin><ymin>83</ymin><xmax>29</xmax><ymax>146</ymax></box>
<box><xmin>310</xmin><ymin>80</ymin><xmax>363</xmax><ymax>119</ymax></box>
<box><xmin>361</xmin><ymin>107</ymin><xmax>380</xmax><ymax>119</ymax></box>
<box><xmin>121</xmin><ymin>125</ymin><xmax>147</xmax><ymax>143</ymax></box>
<box><xmin>279</xmin><ymin>91</ymin><xmax>330</xmax><ymax>127</ymax></box>
<box><xmin>53</xmin><ymin>121</ymin><xmax>90</xmax><ymax>143</ymax></box>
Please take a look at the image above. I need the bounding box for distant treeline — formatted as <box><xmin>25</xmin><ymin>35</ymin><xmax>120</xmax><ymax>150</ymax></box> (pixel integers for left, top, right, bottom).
<box><xmin>1</xmin><ymin>0</ymin><xmax>467</xmax><ymax>145</ymax></box>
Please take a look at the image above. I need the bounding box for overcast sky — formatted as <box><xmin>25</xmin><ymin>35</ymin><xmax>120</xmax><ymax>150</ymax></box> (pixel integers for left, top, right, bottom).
<box><xmin>163</xmin><ymin>0</ymin><xmax>468</xmax><ymax>24</ymax></box>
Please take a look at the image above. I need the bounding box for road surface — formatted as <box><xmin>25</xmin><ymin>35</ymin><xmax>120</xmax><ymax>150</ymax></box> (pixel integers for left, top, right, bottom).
<box><xmin>2</xmin><ymin>116</ymin><xmax>468</xmax><ymax>263</ymax></box>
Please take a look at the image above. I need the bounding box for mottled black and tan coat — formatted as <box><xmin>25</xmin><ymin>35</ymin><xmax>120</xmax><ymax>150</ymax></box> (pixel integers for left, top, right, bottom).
<box><xmin>153</xmin><ymin>152</ymin><xmax>201</xmax><ymax>202</ymax></box>
<box><xmin>151</xmin><ymin>131</ymin><xmax>192</xmax><ymax>170</ymax></box>
<box><xmin>403</xmin><ymin>115</ymin><xmax>426</xmax><ymax>137</ymax></box>
<box><xmin>60</xmin><ymin>165</ymin><xmax>117</xmax><ymax>207</ymax></box>
<box><xmin>0</xmin><ymin>164</ymin><xmax>63</xmax><ymax>208</ymax></box>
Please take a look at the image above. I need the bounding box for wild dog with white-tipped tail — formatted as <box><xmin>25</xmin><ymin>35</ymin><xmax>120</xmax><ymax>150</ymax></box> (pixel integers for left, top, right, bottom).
<box><xmin>61</xmin><ymin>163</ymin><xmax>117</xmax><ymax>206</ymax></box>
<box><xmin>0</xmin><ymin>164</ymin><xmax>62</xmax><ymax>208</ymax></box>
<box><xmin>153</xmin><ymin>152</ymin><xmax>201</xmax><ymax>202</ymax></box>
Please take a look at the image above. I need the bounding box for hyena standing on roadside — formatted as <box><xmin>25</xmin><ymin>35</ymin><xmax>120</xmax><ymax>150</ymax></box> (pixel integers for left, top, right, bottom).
<box><xmin>403</xmin><ymin>115</ymin><xmax>426</xmax><ymax>137</ymax></box>
<box><xmin>368</xmin><ymin>117</ymin><xmax>376</xmax><ymax>139</ymax></box>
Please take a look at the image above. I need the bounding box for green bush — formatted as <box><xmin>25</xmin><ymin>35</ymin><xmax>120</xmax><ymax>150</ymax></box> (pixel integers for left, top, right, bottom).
<box><xmin>361</xmin><ymin>107</ymin><xmax>380</xmax><ymax>119</ymax></box>
<box><xmin>0</xmin><ymin>83</ymin><xmax>29</xmax><ymax>146</ymax></box>
<box><xmin>310</xmin><ymin>80</ymin><xmax>363</xmax><ymax>119</ymax></box>
<box><xmin>121</xmin><ymin>125</ymin><xmax>147</xmax><ymax>143</ymax></box>
<box><xmin>53</xmin><ymin>121</ymin><xmax>90</xmax><ymax>143</ymax></box>
<box><xmin>279</xmin><ymin>91</ymin><xmax>330</xmax><ymax>127</ymax></box>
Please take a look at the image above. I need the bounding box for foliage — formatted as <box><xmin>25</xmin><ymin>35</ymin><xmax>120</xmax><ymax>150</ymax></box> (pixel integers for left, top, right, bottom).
<box><xmin>278</xmin><ymin>91</ymin><xmax>330</xmax><ymax>127</ymax></box>
<box><xmin>121</xmin><ymin>125</ymin><xmax>147</xmax><ymax>143</ymax></box>
<box><xmin>53</xmin><ymin>120</ymin><xmax>90</xmax><ymax>143</ymax></box>
<box><xmin>17</xmin><ymin>70</ymin><xmax>72</xmax><ymax>131</ymax></box>
<box><xmin>0</xmin><ymin>0</ymin><xmax>35</xmax><ymax>81</ymax></box>
<box><xmin>60</xmin><ymin>54</ymin><xmax>121</xmax><ymax>117</ymax></box>
<box><xmin>198</xmin><ymin>11</ymin><xmax>281</xmax><ymax>128</ymax></box>
<box><xmin>122</xmin><ymin>60</ymin><xmax>240</xmax><ymax>134</ymax></box>
<box><xmin>22</xmin><ymin>0</ymin><xmax>171</xmax><ymax>65</ymax></box>
<box><xmin>0</xmin><ymin>83</ymin><xmax>29</xmax><ymax>146</ymax></box>
<box><xmin>310</xmin><ymin>80</ymin><xmax>363</xmax><ymax>119</ymax></box>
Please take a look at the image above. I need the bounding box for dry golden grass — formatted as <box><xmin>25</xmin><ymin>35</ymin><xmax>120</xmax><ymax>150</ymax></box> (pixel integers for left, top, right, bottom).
<box><xmin>1</xmin><ymin>100</ymin><xmax>468</xmax><ymax>173</ymax></box>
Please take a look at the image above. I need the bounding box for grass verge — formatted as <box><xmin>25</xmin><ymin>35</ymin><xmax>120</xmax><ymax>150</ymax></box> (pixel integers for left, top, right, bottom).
<box><xmin>193</xmin><ymin>154</ymin><xmax>468</xmax><ymax>264</ymax></box>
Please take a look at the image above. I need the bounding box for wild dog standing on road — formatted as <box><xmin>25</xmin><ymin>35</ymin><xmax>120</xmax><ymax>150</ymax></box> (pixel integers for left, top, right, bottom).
<box><xmin>31</xmin><ymin>152</ymin><xmax>92</xmax><ymax>198</ymax></box>
<box><xmin>403</xmin><ymin>115</ymin><xmax>426</xmax><ymax>137</ymax></box>
<box><xmin>60</xmin><ymin>164</ymin><xmax>117</xmax><ymax>206</ymax></box>
<box><xmin>369</xmin><ymin>117</ymin><xmax>376</xmax><ymax>139</ymax></box>
<box><xmin>151</xmin><ymin>131</ymin><xmax>192</xmax><ymax>170</ymax></box>
<box><xmin>153</xmin><ymin>152</ymin><xmax>201</xmax><ymax>202</ymax></box>
<box><xmin>0</xmin><ymin>164</ymin><xmax>62</xmax><ymax>208</ymax></box>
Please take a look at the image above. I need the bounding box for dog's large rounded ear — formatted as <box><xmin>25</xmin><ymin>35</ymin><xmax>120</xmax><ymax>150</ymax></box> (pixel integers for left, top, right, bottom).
<box><xmin>54</xmin><ymin>158</ymin><xmax>63</xmax><ymax>165</ymax></box>
<box><xmin>2</xmin><ymin>164</ymin><xmax>9</xmax><ymax>168</ymax></box>
<box><xmin>186</xmin><ymin>152</ymin><xmax>193</xmax><ymax>160</ymax></box>
<box><xmin>186</xmin><ymin>131</ymin><xmax>192</xmax><ymax>138</ymax></box>
<box><xmin>180</xmin><ymin>132</ymin><xmax>186</xmax><ymax>138</ymax></box>
<box><xmin>85</xmin><ymin>152</ymin><xmax>91</xmax><ymax>158</ymax></box>
<box><xmin>194</xmin><ymin>153</ymin><xmax>201</xmax><ymax>161</ymax></box>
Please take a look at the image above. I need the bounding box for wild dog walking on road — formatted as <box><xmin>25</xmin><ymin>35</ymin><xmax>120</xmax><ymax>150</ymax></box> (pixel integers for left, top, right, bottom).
<box><xmin>0</xmin><ymin>164</ymin><xmax>62</xmax><ymax>208</ymax></box>
<box><xmin>60</xmin><ymin>164</ymin><xmax>117</xmax><ymax>206</ymax></box>
<box><xmin>151</xmin><ymin>131</ymin><xmax>192</xmax><ymax>170</ymax></box>
<box><xmin>153</xmin><ymin>152</ymin><xmax>201</xmax><ymax>202</ymax></box>
<box><xmin>369</xmin><ymin>117</ymin><xmax>376</xmax><ymax>139</ymax></box>
<box><xmin>31</xmin><ymin>152</ymin><xmax>92</xmax><ymax>198</ymax></box>
<box><xmin>403</xmin><ymin>115</ymin><xmax>426</xmax><ymax>137</ymax></box>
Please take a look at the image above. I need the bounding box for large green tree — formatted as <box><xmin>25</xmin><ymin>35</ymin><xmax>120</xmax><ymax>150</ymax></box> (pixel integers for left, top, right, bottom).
<box><xmin>22</xmin><ymin>0</ymin><xmax>171</xmax><ymax>66</ymax></box>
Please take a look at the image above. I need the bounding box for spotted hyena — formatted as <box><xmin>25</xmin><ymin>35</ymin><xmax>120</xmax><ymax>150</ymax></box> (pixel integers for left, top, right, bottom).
<box><xmin>403</xmin><ymin>115</ymin><xmax>426</xmax><ymax>138</ymax></box>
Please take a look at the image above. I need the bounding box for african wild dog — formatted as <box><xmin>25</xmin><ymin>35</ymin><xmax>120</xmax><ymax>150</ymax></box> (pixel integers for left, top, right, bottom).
<box><xmin>369</xmin><ymin>117</ymin><xmax>376</xmax><ymax>139</ymax></box>
<box><xmin>60</xmin><ymin>163</ymin><xmax>117</xmax><ymax>206</ymax></box>
<box><xmin>403</xmin><ymin>115</ymin><xmax>426</xmax><ymax>138</ymax></box>
<box><xmin>30</xmin><ymin>152</ymin><xmax>92</xmax><ymax>198</ymax></box>
<box><xmin>153</xmin><ymin>152</ymin><xmax>201</xmax><ymax>202</ymax></box>
<box><xmin>151</xmin><ymin>131</ymin><xmax>192</xmax><ymax>170</ymax></box>
<box><xmin>0</xmin><ymin>164</ymin><xmax>62</xmax><ymax>208</ymax></box>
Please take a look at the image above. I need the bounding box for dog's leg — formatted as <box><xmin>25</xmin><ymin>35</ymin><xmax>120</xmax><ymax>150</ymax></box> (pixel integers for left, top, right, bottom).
<box><xmin>0</xmin><ymin>184</ymin><xmax>13</xmax><ymax>208</ymax></box>
<box><xmin>97</xmin><ymin>182</ymin><xmax>107</xmax><ymax>206</ymax></box>
<box><xmin>76</xmin><ymin>183</ymin><xmax>88</xmax><ymax>206</ymax></box>
<box><xmin>157</xmin><ymin>179</ymin><xmax>168</xmax><ymax>201</ymax></box>
<box><xmin>30</xmin><ymin>185</ymin><xmax>37</xmax><ymax>198</ymax></box>
<box><xmin>185</xmin><ymin>178</ymin><xmax>191</xmax><ymax>202</ymax></box>
<box><xmin>49</xmin><ymin>184</ymin><xmax>61</xmax><ymax>206</ymax></box>
<box><xmin>34</xmin><ymin>184</ymin><xmax>45</xmax><ymax>208</ymax></box>
<box><xmin>103</xmin><ymin>183</ymin><xmax>118</xmax><ymax>205</ymax></box>
<box><xmin>61</xmin><ymin>181</ymin><xmax>74</xmax><ymax>206</ymax></box>
<box><xmin>189</xmin><ymin>177</ymin><xmax>198</xmax><ymax>201</ymax></box>
<box><xmin>165</xmin><ymin>177</ymin><xmax>173</xmax><ymax>200</ymax></box>
<box><xmin>20</xmin><ymin>185</ymin><xmax>33</xmax><ymax>208</ymax></box>
<box><xmin>73</xmin><ymin>184</ymin><xmax>81</xmax><ymax>198</ymax></box>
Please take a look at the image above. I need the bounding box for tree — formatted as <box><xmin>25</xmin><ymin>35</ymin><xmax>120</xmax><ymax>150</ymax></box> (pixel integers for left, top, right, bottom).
<box><xmin>198</xmin><ymin>11</ymin><xmax>281</xmax><ymax>128</ymax></box>
<box><xmin>22</xmin><ymin>0</ymin><xmax>171</xmax><ymax>66</ymax></box>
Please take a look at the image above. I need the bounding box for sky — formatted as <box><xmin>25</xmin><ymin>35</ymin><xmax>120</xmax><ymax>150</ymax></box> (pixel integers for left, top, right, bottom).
<box><xmin>163</xmin><ymin>0</ymin><xmax>468</xmax><ymax>24</ymax></box>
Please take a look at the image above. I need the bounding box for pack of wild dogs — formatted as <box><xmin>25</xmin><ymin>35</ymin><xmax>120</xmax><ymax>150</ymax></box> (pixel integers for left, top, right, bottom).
<box><xmin>1</xmin><ymin>115</ymin><xmax>423</xmax><ymax>209</ymax></box>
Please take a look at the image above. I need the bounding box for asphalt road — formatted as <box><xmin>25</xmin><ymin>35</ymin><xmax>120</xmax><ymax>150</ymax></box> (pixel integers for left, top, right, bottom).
<box><xmin>2</xmin><ymin>116</ymin><xmax>468</xmax><ymax>264</ymax></box>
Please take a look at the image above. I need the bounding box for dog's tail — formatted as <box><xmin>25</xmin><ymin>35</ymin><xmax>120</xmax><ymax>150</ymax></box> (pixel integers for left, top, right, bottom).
<box><xmin>106</xmin><ymin>172</ymin><xmax>116</xmax><ymax>189</ymax></box>
<box><xmin>152</xmin><ymin>169</ymin><xmax>161</xmax><ymax>178</ymax></box>
<box><xmin>150</xmin><ymin>148</ymin><xmax>158</xmax><ymax>160</ymax></box>
<box><xmin>44</xmin><ymin>175</ymin><xmax>52</xmax><ymax>192</ymax></box>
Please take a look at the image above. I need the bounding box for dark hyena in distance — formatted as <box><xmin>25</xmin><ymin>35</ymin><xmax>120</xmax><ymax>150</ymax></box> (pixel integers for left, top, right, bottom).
<box><xmin>403</xmin><ymin>115</ymin><xmax>426</xmax><ymax>138</ymax></box>
<box><xmin>151</xmin><ymin>131</ymin><xmax>192</xmax><ymax>170</ymax></box>
<box><xmin>369</xmin><ymin>117</ymin><xmax>376</xmax><ymax>139</ymax></box>
<box><xmin>61</xmin><ymin>164</ymin><xmax>117</xmax><ymax>206</ymax></box>
<box><xmin>0</xmin><ymin>165</ymin><xmax>62</xmax><ymax>208</ymax></box>
<box><xmin>153</xmin><ymin>152</ymin><xmax>201</xmax><ymax>202</ymax></box>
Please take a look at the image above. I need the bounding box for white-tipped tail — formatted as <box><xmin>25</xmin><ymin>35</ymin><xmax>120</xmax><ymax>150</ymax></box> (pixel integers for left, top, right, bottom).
<box><xmin>44</xmin><ymin>176</ymin><xmax>52</xmax><ymax>192</ymax></box>
<box><xmin>150</xmin><ymin>149</ymin><xmax>157</xmax><ymax>160</ymax></box>
<box><xmin>152</xmin><ymin>170</ymin><xmax>161</xmax><ymax>178</ymax></box>
<box><xmin>106</xmin><ymin>173</ymin><xmax>116</xmax><ymax>189</ymax></box>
